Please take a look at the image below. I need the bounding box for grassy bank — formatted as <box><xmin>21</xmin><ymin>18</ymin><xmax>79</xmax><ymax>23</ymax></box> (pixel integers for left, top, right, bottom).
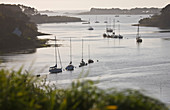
<box><xmin>0</xmin><ymin>68</ymin><xmax>169</xmax><ymax>110</ymax></box>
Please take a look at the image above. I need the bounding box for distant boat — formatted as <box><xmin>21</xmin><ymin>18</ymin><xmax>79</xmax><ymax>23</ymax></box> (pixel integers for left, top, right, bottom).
<box><xmin>136</xmin><ymin>24</ymin><xmax>142</xmax><ymax>43</ymax></box>
<box><xmin>118</xmin><ymin>35</ymin><xmax>123</xmax><ymax>39</ymax></box>
<box><xmin>95</xmin><ymin>16</ymin><xmax>100</xmax><ymax>23</ymax></box>
<box><xmin>79</xmin><ymin>39</ymin><xmax>87</xmax><ymax>67</ymax></box>
<box><xmin>115</xmin><ymin>15</ymin><xmax>119</xmax><ymax>17</ymax></box>
<box><xmin>82</xmin><ymin>22</ymin><xmax>90</xmax><ymax>24</ymax></box>
<box><xmin>103</xmin><ymin>19</ymin><xmax>115</xmax><ymax>38</ymax></box>
<box><xmin>83</xmin><ymin>18</ymin><xmax>90</xmax><ymax>24</ymax></box>
<box><xmin>49</xmin><ymin>36</ymin><xmax>62</xmax><ymax>74</ymax></box>
<box><xmin>95</xmin><ymin>21</ymin><xmax>99</xmax><ymax>23</ymax></box>
<box><xmin>115</xmin><ymin>24</ymin><xmax>123</xmax><ymax>39</ymax></box>
<box><xmin>106</xmin><ymin>28</ymin><xmax>113</xmax><ymax>32</ymax></box>
<box><xmin>65</xmin><ymin>37</ymin><xmax>74</xmax><ymax>71</ymax></box>
<box><xmin>104</xmin><ymin>21</ymin><xmax>108</xmax><ymax>23</ymax></box>
<box><xmin>114</xmin><ymin>35</ymin><xmax>123</xmax><ymax>39</ymax></box>
<box><xmin>88</xmin><ymin>45</ymin><xmax>94</xmax><ymax>64</ymax></box>
<box><xmin>103</xmin><ymin>33</ymin><xmax>107</xmax><ymax>38</ymax></box>
<box><xmin>104</xmin><ymin>17</ymin><xmax>108</xmax><ymax>23</ymax></box>
<box><xmin>87</xmin><ymin>19</ymin><xmax>94</xmax><ymax>30</ymax></box>
<box><xmin>88</xmin><ymin>26</ymin><xmax>94</xmax><ymax>30</ymax></box>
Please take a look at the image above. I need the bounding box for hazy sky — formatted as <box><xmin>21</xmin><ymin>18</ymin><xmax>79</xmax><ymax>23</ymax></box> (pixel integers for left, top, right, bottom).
<box><xmin>1</xmin><ymin>0</ymin><xmax>170</xmax><ymax>10</ymax></box>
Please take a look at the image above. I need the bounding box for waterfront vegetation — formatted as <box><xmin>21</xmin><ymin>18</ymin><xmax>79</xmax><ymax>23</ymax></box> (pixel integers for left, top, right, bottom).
<box><xmin>0</xmin><ymin>68</ymin><xmax>169</xmax><ymax>110</ymax></box>
<box><xmin>0</xmin><ymin>4</ymin><xmax>42</xmax><ymax>53</ymax></box>
<box><xmin>139</xmin><ymin>4</ymin><xmax>170</xmax><ymax>29</ymax></box>
<box><xmin>0</xmin><ymin>4</ymin><xmax>82</xmax><ymax>53</ymax></box>
<box><xmin>78</xmin><ymin>7</ymin><xmax>160</xmax><ymax>15</ymax></box>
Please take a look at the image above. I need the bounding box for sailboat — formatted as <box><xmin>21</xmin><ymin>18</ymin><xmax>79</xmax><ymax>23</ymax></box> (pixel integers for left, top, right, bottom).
<box><xmin>95</xmin><ymin>16</ymin><xmax>99</xmax><ymax>23</ymax></box>
<box><xmin>49</xmin><ymin>36</ymin><xmax>62</xmax><ymax>73</ymax></box>
<box><xmin>66</xmin><ymin>37</ymin><xmax>74</xmax><ymax>71</ymax></box>
<box><xmin>104</xmin><ymin>17</ymin><xmax>108</xmax><ymax>23</ymax></box>
<box><xmin>79</xmin><ymin>39</ymin><xmax>88</xmax><ymax>67</ymax></box>
<box><xmin>103</xmin><ymin>18</ymin><xmax>115</xmax><ymax>38</ymax></box>
<box><xmin>103</xmin><ymin>20</ymin><xmax>109</xmax><ymax>38</ymax></box>
<box><xmin>106</xmin><ymin>18</ymin><xmax>113</xmax><ymax>33</ymax></box>
<box><xmin>136</xmin><ymin>24</ymin><xmax>142</xmax><ymax>43</ymax></box>
<box><xmin>88</xmin><ymin>26</ymin><xmax>94</xmax><ymax>30</ymax></box>
<box><xmin>88</xmin><ymin>19</ymin><xmax>94</xmax><ymax>30</ymax></box>
<box><xmin>114</xmin><ymin>23</ymin><xmax>123</xmax><ymax>39</ymax></box>
<box><xmin>88</xmin><ymin>45</ymin><xmax>94</xmax><ymax>64</ymax></box>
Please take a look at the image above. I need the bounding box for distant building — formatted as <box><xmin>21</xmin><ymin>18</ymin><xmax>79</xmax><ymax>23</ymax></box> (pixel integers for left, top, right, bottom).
<box><xmin>13</xmin><ymin>27</ymin><xmax>22</xmax><ymax>37</ymax></box>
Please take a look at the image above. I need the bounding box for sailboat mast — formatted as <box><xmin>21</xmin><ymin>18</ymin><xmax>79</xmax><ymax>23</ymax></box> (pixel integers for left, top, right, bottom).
<box><xmin>57</xmin><ymin>47</ymin><xmax>62</xmax><ymax>68</ymax></box>
<box><xmin>113</xmin><ymin>19</ymin><xmax>115</xmax><ymax>32</ymax></box>
<box><xmin>106</xmin><ymin>20</ymin><xmax>108</xmax><ymax>31</ymax></box>
<box><xmin>55</xmin><ymin>36</ymin><xmax>57</xmax><ymax>64</ymax></box>
<box><xmin>118</xmin><ymin>24</ymin><xmax>120</xmax><ymax>35</ymax></box>
<box><xmin>137</xmin><ymin>24</ymin><xmax>140</xmax><ymax>37</ymax></box>
<box><xmin>88</xmin><ymin>45</ymin><xmax>90</xmax><ymax>59</ymax></box>
<box><xmin>82</xmin><ymin>39</ymin><xmax>83</xmax><ymax>59</ymax></box>
<box><xmin>70</xmin><ymin>37</ymin><xmax>72</xmax><ymax>62</ymax></box>
<box><xmin>88</xmin><ymin>18</ymin><xmax>90</xmax><ymax>26</ymax></box>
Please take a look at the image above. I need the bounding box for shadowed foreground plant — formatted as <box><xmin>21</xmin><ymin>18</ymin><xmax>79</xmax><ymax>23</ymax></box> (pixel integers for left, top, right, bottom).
<box><xmin>0</xmin><ymin>68</ymin><xmax>169</xmax><ymax>110</ymax></box>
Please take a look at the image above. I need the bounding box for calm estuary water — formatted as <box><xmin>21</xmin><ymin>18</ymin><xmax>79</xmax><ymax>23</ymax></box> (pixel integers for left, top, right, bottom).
<box><xmin>1</xmin><ymin>14</ymin><xmax>170</xmax><ymax>104</ymax></box>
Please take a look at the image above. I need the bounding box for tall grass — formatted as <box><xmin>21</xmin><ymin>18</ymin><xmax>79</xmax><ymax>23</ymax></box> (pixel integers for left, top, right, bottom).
<box><xmin>0</xmin><ymin>68</ymin><xmax>168</xmax><ymax>110</ymax></box>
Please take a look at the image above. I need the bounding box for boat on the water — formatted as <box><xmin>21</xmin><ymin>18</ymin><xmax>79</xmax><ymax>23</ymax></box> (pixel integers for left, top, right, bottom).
<box><xmin>66</xmin><ymin>37</ymin><xmax>74</xmax><ymax>71</ymax></box>
<box><xmin>103</xmin><ymin>19</ymin><xmax>116</xmax><ymax>38</ymax></box>
<box><xmin>103</xmin><ymin>33</ymin><xmax>107</xmax><ymax>38</ymax></box>
<box><xmin>88</xmin><ymin>45</ymin><xmax>94</xmax><ymax>64</ymax></box>
<box><xmin>104</xmin><ymin>21</ymin><xmax>108</xmax><ymax>23</ymax></box>
<box><xmin>136</xmin><ymin>24</ymin><xmax>142</xmax><ymax>43</ymax></box>
<box><xmin>79</xmin><ymin>39</ymin><xmax>87</xmax><ymax>67</ymax></box>
<box><xmin>136</xmin><ymin>37</ymin><xmax>142</xmax><ymax>42</ymax></box>
<box><xmin>49</xmin><ymin>36</ymin><xmax>62</xmax><ymax>74</ymax></box>
<box><xmin>95</xmin><ymin>21</ymin><xmax>99</xmax><ymax>23</ymax></box>
<box><xmin>88</xmin><ymin>26</ymin><xmax>94</xmax><ymax>30</ymax></box>
<box><xmin>115</xmin><ymin>24</ymin><xmax>123</xmax><ymax>39</ymax></box>
<box><xmin>82</xmin><ymin>22</ymin><xmax>90</xmax><ymax>24</ymax></box>
<box><xmin>115</xmin><ymin>15</ymin><xmax>119</xmax><ymax>17</ymax></box>
<box><xmin>95</xmin><ymin>16</ymin><xmax>100</xmax><ymax>23</ymax></box>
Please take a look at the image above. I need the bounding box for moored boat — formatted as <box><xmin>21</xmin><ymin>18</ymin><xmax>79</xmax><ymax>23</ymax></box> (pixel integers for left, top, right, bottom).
<box><xmin>49</xmin><ymin>36</ymin><xmax>62</xmax><ymax>74</ymax></box>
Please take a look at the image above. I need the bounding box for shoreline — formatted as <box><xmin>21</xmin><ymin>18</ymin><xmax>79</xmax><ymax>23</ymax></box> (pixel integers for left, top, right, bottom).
<box><xmin>132</xmin><ymin>24</ymin><xmax>170</xmax><ymax>29</ymax></box>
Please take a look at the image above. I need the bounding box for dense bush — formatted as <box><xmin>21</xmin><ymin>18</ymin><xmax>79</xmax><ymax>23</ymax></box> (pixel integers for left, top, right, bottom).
<box><xmin>0</xmin><ymin>4</ymin><xmax>39</xmax><ymax>52</ymax></box>
<box><xmin>0</xmin><ymin>68</ymin><xmax>169</xmax><ymax>110</ymax></box>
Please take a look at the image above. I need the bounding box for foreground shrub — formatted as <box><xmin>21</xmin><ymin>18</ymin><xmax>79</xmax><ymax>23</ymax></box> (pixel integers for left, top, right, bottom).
<box><xmin>0</xmin><ymin>68</ymin><xmax>168</xmax><ymax>110</ymax></box>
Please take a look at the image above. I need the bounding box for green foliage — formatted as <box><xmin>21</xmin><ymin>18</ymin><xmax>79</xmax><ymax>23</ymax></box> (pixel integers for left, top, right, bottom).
<box><xmin>0</xmin><ymin>4</ymin><xmax>39</xmax><ymax>52</ymax></box>
<box><xmin>0</xmin><ymin>68</ymin><xmax>51</xmax><ymax>110</ymax></box>
<box><xmin>30</xmin><ymin>14</ymin><xmax>82</xmax><ymax>24</ymax></box>
<box><xmin>139</xmin><ymin>4</ymin><xmax>170</xmax><ymax>28</ymax></box>
<box><xmin>0</xmin><ymin>68</ymin><xmax>169</xmax><ymax>110</ymax></box>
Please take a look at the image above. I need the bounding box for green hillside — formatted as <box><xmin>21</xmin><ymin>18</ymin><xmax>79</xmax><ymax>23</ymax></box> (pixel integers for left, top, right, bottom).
<box><xmin>139</xmin><ymin>4</ymin><xmax>170</xmax><ymax>29</ymax></box>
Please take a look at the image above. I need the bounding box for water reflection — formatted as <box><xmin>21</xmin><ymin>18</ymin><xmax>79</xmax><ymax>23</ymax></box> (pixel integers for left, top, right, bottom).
<box><xmin>12</xmin><ymin>48</ymin><xmax>36</xmax><ymax>54</ymax></box>
<box><xmin>136</xmin><ymin>41</ymin><xmax>142</xmax><ymax>51</ymax></box>
<box><xmin>162</xmin><ymin>38</ymin><xmax>170</xmax><ymax>41</ymax></box>
<box><xmin>0</xmin><ymin>48</ymin><xmax>36</xmax><ymax>64</ymax></box>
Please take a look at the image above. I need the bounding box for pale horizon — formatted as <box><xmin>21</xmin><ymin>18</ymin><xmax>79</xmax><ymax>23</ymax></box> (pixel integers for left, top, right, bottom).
<box><xmin>1</xmin><ymin>0</ymin><xmax>170</xmax><ymax>10</ymax></box>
